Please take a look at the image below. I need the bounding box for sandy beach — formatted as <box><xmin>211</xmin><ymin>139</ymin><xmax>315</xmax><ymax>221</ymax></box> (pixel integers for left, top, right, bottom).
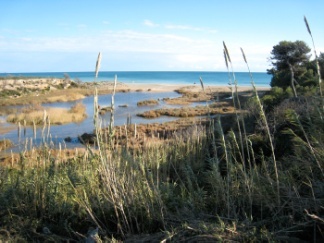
<box><xmin>0</xmin><ymin>77</ymin><xmax>270</xmax><ymax>93</ymax></box>
<box><xmin>101</xmin><ymin>81</ymin><xmax>270</xmax><ymax>93</ymax></box>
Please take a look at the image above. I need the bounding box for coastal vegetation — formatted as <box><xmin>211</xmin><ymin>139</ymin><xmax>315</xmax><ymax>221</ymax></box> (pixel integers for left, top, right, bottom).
<box><xmin>137</xmin><ymin>102</ymin><xmax>235</xmax><ymax>118</ymax></box>
<box><xmin>0</xmin><ymin>78</ymin><xmax>130</xmax><ymax>107</ymax></box>
<box><xmin>6</xmin><ymin>102</ymin><xmax>87</xmax><ymax>125</ymax></box>
<box><xmin>137</xmin><ymin>99</ymin><xmax>159</xmax><ymax>106</ymax></box>
<box><xmin>0</xmin><ymin>18</ymin><xmax>323</xmax><ymax>242</ymax></box>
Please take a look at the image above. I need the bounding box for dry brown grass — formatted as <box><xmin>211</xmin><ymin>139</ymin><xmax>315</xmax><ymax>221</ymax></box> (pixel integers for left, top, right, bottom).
<box><xmin>0</xmin><ymin>88</ymin><xmax>91</xmax><ymax>106</ymax></box>
<box><xmin>105</xmin><ymin>117</ymin><xmax>201</xmax><ymax>148</ymax></box>
<box><xmin>163</xmin><ymin>98</ymin><xmax>191</xmax><ymax>105</ymax></box>
<box><xmin>7</xmin><ymin>103</ymin><xmax>87</xmax><ymax>125</ymax></box>
<box><xmin>69</xmin><ymin>102</ymin><xmax>86</xmax><ymax>114</ymax></box>
<box><xmin>0</xmin><ymin>147</ymin><xmax>90</xmax><ymax>168</ymax></box>
<box><xmin>137</xmin><ymin>99</ymin><xmax>159</xmax><ymax>106</ymax></box>
<box><xmin>46</xmin><ymin>93</ymin><xmax>86</xmax><ymax>103</ymax></box>
<box><xmin>138</xmin><ymin>102</ymin><xmax>236</xmax><ymax>118</ymax></box>
<box><xmin>0</xmin><ymin>139</ymin><xmax>14</xmax><ymax>151</ymax></box>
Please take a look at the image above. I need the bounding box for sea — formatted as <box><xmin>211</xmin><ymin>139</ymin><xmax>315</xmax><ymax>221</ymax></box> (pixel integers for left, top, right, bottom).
<box><xmin>0</xmin><ymin>71</ymin><xmax>271</xmax><ymax>87</ymax></box>
<box><xmin>0</xmin><ymin>71</ymin><xmax>271</xmax><ymax>152</ymax></box>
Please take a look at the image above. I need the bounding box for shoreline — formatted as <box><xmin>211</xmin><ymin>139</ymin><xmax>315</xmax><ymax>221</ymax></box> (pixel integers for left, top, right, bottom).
<box><xmin>0</xmin><ymin>77</ymin><xmax>270</xmax><ymax>107</ymax></box>
<box><xmin>0</xmin><ymin>77</ymin><xmax>270</xmax><ymax>93</ymax></box>
<box><xmin>0</xmin><ymin>79</ymin><xmax>270</xmax><ymax>153</ymax></box>
<box><xmin>110</xmin><ymin>82</ymin><xmax>270</xmax><ymax>93</ymax></box>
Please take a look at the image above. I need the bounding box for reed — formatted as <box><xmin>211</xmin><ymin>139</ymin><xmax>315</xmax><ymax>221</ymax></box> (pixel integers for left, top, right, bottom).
<box><xmin>223</xmin><ymin>42</ymin><xmax>250</xmax><ymax>168</ymax></box>
<box><xmin>95</xmin><ymin>52</ymin><xmax>102</xmax><ymax>79</ymax></box>
<box><xmin>1</xmin><ymin>27</ymin><xmax>323</xmax><ymax>242</ymax></box>
<box><xmin>304</xmin><ymin>16</ymin><xmax>322</xmax><ymax>97</ymax></box>
<box><xmin>108</xmin><ymin>75</ymin><xmax>118</xmax><ymax>146</ymax></box>
<box><xmin>240</xmin><ymin>47</ymin><xmax>280</xmax><ymax>204</ymax></box>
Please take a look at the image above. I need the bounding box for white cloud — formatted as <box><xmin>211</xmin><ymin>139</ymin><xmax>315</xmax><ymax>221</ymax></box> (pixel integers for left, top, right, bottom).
<box><xmin>143</xmin><ymin>19</ymin><xmax>159</xmax><ymax>27</ymax></box>
<box><xmin>165</xmin><ymin>24</ymin><xmax>192</xmax><ymax>30</ymax></box>
<box><xmin>143</xmin><ymin>20</ymin><xmax>217</xmax><ymax>33</ymax></box>
<box><xmin>0</xmin><ymin>28</ymin><xmax>271</xmax><ymax>71</ymax></box>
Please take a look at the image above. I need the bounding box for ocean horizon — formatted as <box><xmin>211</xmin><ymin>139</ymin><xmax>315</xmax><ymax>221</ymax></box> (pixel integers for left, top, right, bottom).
<box><xmin>0</xmin><ymin>71</ymin><xmax>271</xmax><ymax>87</ymax></box>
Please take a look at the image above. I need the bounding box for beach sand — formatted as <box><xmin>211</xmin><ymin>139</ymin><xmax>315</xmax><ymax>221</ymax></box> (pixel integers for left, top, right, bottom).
<box><xmin>1</xmin><ymin>77</ymin><xmax>270</xmax><ymax>94</ymax></box>
<box><xmin>114</xmin><ymin>82</ymin><xmax>270</xmax><ymax>93</ymax></box>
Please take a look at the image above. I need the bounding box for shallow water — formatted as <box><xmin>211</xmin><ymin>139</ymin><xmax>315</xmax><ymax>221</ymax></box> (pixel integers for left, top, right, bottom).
<box><xmin>0</xmin><ymin>91</ymin><xmax>196</xmax><ymax>152</ymax></box>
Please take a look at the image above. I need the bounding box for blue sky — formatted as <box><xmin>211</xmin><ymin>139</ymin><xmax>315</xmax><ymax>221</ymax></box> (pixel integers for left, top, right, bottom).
<box><xmin>0</xmin><ymin>0</ymin><xmax>323</xmax><ymax>72</ymax></box>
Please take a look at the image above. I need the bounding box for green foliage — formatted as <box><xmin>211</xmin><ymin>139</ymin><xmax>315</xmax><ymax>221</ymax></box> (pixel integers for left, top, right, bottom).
<box><xmin>69</xmin><ymin>81</ymin><xmax>80</xmax><ymax>88</ymax></box>
<box><xmin>270</xmin><ymin>40</ymin><xmax>311</xmax><ymax>71</ymax></box>
<box><xmin>261</xmin><ymin>84</ymin><xmax>319</xmax><ymax>111</ymax></box>
<box><xmin>0</xmin><ymin>89</ymin><xmax>21</xmax><ymax>97</ymax></box>
<box><xmin>261</xmin><ymin>86</ymin><xmax>291</xmax><ymax>110</ymax></box>
<box><xmin>1</xmin><ymin>39</ymin><xmax>324</xmax><ymax>242</ymax></box>
<box><xmin>268</xmin><ymin>40</ymin><xmax>317</xmax><ymax>92</ymax></box>
<box><xmin>1</xmin><ymin>92</ymin><xmax>323</xmax><ymax>241</ymax></box>
<box><xmin>319</xmin><ymin>52</ymin><xmax>324</xmax><ymax>78</ymax></box>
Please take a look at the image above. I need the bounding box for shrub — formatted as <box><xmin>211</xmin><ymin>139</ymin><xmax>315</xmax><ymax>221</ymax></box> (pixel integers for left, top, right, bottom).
<box><xmin>137</xmin><ymin>99</ymin><xmax>159</xmax><ymax>106</ymax></box>
<box><xmin>69</xmin><ymin>102</ymin><xmax>86</xmax><ymax>113</ymax></box>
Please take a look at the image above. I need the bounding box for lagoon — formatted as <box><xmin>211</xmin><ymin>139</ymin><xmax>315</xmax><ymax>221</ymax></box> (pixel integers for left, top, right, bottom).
<box><xmin>0</xmin><ymin>91</ymin><xmax>195</xmax><ymax>152</ymax></box>
<box><xmin>0</xmin><ymin>71</ymin><xmax>271</xmax><ymax>152</ymax></box>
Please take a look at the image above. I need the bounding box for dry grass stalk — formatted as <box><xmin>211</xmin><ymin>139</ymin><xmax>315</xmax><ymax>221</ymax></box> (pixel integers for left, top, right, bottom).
<box><xmin>108</xmin><ymin>75</ymin><xmax>118</xmax><ymax>143</ymax></box>
<box><xmin>7</xmin><ymin>106</ymin><xmax>87</xmax><ymax>125</ymax></box>
<box><xmin>222</xmin><ymin>42</ymin><xmax>248</xmax><ymax>166</ymax></box>
<box><xmin>199</xmin><ymin>77</ymin><xmax>205</xmax><ymax>91</ymax></box>
<box><xmin>18</xmin><ymin>121</ymin><xmax>21</xmax><ymax>140</ymax></box>
<box><xmin>33</xmin><ymin>121</ymin><xmax>36</xmax><ymax>139</ymax></box>
<box><xmin>23</xmin><ymin>119</ymin><xmax>27</xmax><ymax>137</ymax></box>
<box><xmin>304</xmin><ymin>16</ymin><xmax>322</xmax><ymax>97</ymax></box>
<box><xmin>223</xmin><ymin>49</ymin><xmax>229</xmax><ymax>71</ymax></box>
<box><xmin>241</xmin><ymin>47</ymin><xmax>280</xmax><ymax>203</ymax></box>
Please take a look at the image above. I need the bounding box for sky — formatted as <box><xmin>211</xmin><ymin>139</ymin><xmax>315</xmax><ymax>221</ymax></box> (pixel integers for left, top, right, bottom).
<box><xmin>0</xmin><ymin>0</ymin><xmax>323</xmax><ymax>73</ymax></box>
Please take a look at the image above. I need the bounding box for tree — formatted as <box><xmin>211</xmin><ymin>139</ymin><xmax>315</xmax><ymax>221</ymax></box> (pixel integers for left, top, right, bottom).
<box><xmin>269</xmin><ymin>40</ymin><xmax>311</xmax><ymax>97</ymax></box>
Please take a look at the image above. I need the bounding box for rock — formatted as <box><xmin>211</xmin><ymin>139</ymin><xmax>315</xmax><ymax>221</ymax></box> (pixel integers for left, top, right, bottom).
<box><xmin>64</xmin><ymin>136</ymin><xmax>72</xmax><ymax>142</ymax></box>
<box><xmin>99</xmin><ymin>106</ymin><xmax>112</xmax><ymax>115</ymax></box>
<box><xmin>42</xmin><ymin>226</ymin><xmax>52</xmax><ymax>235</ymax></box>
<box><xmin>78</xmin><ymin>133</ymin><xmax>96</xmax><ymax>145</ymax></box>
<box><xmin>86</xmin><ymin>227</ymin><xmax>101</xmax><ymax>243</ymax></box>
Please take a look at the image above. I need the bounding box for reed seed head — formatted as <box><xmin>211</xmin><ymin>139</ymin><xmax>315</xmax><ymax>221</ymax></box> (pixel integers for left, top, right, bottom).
<box><xmin>199</xmin><ymin>77</ymin><xmax>205</xmax><ymax>91</ymax></box>
<box><xmin>304</xmin><ymin>16</ymin><xmax>312</xmax><ymax>36</ymax></box>
<box><xmin>240</xmin><ymin>47</ymin><xmax>247</xmax><ymax>64</ymax></box>
<box><xmin>223</xmin><ymin>41</ymin><xmax>231</xmax><ymax>63</ymax></box>
<box><xmin>95</xmin><ymin>52</ymin><xmax>102</xmax><ymax>78</ymax></box>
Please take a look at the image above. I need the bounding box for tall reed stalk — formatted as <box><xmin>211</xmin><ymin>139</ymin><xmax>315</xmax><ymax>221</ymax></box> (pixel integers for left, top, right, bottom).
<box><xmin>223</xmin><ymin>42</ymin><xmax>250</xmax><ymax>167</ymax></box>
<box><xmin>240</xmin><ymin>47</ymin><xmax>280</xmax><ymax>204</ymax></box>
<box><xmin>304</xmin><ymin>16</ymin><xmax>322</xmax><ymax>98</ymax></box>
<box><xmin>108</xmin><ymin>75</ymin><xmax>117</xmax><ymax>147</ymax></box>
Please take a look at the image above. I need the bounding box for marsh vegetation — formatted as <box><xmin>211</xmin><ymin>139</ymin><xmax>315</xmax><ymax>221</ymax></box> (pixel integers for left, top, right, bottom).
<box><xmin>0</xmin><ymin>18</ymin><xmax>323</xmax><ymax>242</ymax></box>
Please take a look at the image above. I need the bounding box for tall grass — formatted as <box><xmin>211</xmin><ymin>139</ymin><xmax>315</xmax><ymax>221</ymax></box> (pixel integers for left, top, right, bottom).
<box><xmin>304</xmin><ymin>16</ymin><xmax>322</xmax><ymax>97</ymax></box>
<box><xmin>240</xmin><ymin>46</ymin><xmax>280</xmax><ymax>204</ymax></box>
<box><xmin>0</xmin><ymin>26</ymin><xmax>323</xmax><ymax>242</ymax></box>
